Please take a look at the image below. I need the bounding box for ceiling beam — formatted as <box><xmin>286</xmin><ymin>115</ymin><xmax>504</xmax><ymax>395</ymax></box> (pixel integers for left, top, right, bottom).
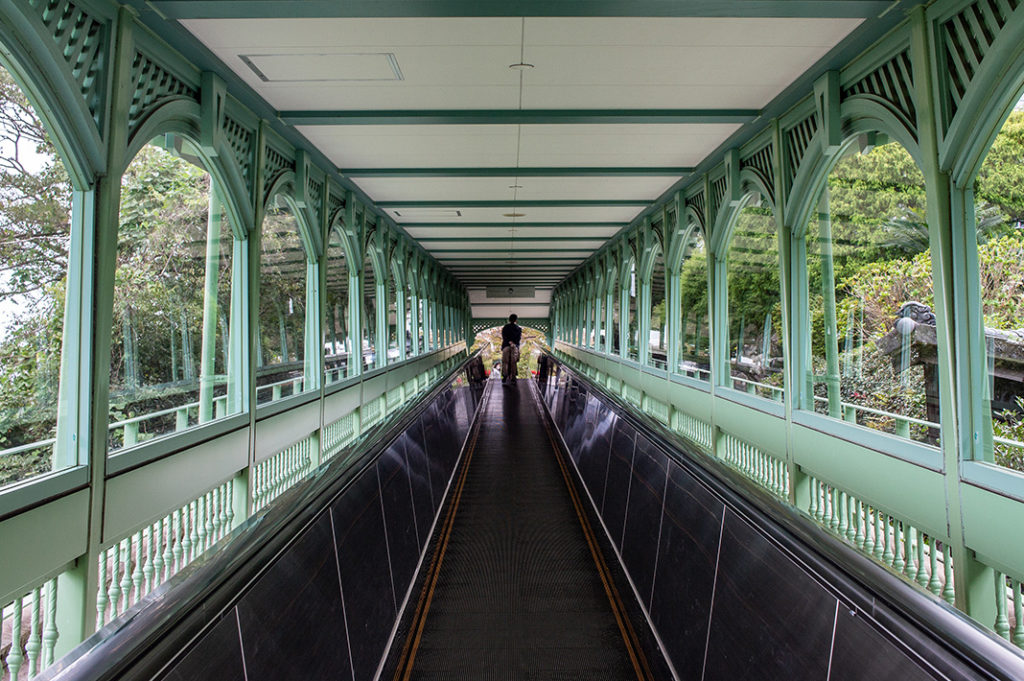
<box><xmin>384</xmin><ymin>200</ymin><xmax>649</xmax><ymax>208</ymax></box>
<box><xmin>415</xmin><ymin>236</ymin><xmax>608</xmax><ymax>242</ymax></box>
<box><xmin>155</xmin><ymin>1</ymin><xmax>893</xmax><ymax>19</ymax></box>
<box><xmin>283</xmin><ymin>109</ymin><xmax>758</xmax><ymax>126</ymax></box>
<box><xmin>401</xmin><ymin>222</ymin><xmax>624</xmax><ymax>229</ymax></box>
<box><xmin>343</xmin><ymin>167</ymin><xmax>692</xmax><ymax>178</ymax></box>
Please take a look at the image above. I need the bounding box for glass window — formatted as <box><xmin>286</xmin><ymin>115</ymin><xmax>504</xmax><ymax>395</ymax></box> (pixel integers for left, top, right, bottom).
<box><xmin>362</xmin><ymin>254</ymin><xmax>377</xmax><ymax>369</ymax></box>
<box><xmin>975</xmin><ymin>94</ymin><xmax>1024</xmax><ymax>470</ymax></box>
<box><xmin>611</xmin><ymin>282</ymin><xmax>621</xmax><ymax>355</ymax></box>
<box><xmin>804</xmin><ymin>138</ymin><xmax>934</xmax><ymax>443</ymax></box>
<box><xmin>256</xmin><ymin>195</ymin><xmax>312</xmax><ymax>404</ymax></box>
<box><xmin>678</xmin><ymin>225</ymin><xmax>710</xmax><ymax>381</ymax></box>
<box><xmin>0</xmin><ymin>63</ymin><xmax>74</xmax><ymax>482</ymax></box>
<box><xmin>649</xmin><ymin>248</ymin><xmax>667</xmax><ymax>368</ymax></box>
<box><xmin>324</xmin><ymin>229</ymin><xmax>351</xmax><ymax>385</ymax></box>
<box><xmin>386</xmin><ymin>272</ymin><xmax>398</xmax><ymax>363</ymax></box>
<box><xmin>726</xmin><ymin>198</ymin><xmax>784</xmax><ymax>401</ymax></box>
<box><xmin>109</xmin><ymin>134</ymin><xmax>243</xmax><ymax>450</ymax></box>
<box><xmin>627</xmin><ymin>260</ymin><xmax>638</xmax><ymax>360</ymax></box>
<box><xmin>404</xmin><ymin>283</ymin><xmax>414</xmax><ymax>356</ymax></box>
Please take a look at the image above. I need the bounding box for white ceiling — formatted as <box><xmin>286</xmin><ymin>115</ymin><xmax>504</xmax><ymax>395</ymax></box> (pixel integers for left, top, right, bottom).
<box><xmin>181</xmin><ymin>15</ymin><xmax>863</xmax><ymax>317</ymax></box>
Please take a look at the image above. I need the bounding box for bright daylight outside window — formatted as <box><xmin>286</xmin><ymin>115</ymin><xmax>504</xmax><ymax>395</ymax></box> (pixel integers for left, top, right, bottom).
<box><xmin>257</xmin><ymin>195</ymin><xmax>312</xmax><ymax>404</ymax></box>
<box><xmin>976</xmin><ymin>94</ymin><xmax>1024</xmax><ymax>471</ymax></box>
<box><xmin>0</xmin><ymin>64</ymin><xmax>74</xmax><ymax>484</ymax></box>
<box><xmin>804</xmin><ymin>137</ymin><xmax>934</xmax><ymax>444</ymax></box>
<box><xmin>678</xmin><ymin>223</ymin><xmax>710</xmax><ymax>381</ymax></box>
<box><xmin>726</xmin><ymin>198</ymin><xmax>784</xmax><ymax>401</ymax></box>
<box><xmin>108</xmin><ymin>134</ymin><xmax>243</xmax><ymax>452</ymax></box>
<box><xmin>324</xmin><ymin>229</ymin><xmax>352</xmax><ymax>384</ymax></box>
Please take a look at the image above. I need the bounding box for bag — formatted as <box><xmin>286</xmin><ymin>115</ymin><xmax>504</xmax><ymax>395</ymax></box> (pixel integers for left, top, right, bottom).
<box><xmin>511</xmin><ymin>343</ymin><xmax>521</xmax><ymax>363</ymax></box>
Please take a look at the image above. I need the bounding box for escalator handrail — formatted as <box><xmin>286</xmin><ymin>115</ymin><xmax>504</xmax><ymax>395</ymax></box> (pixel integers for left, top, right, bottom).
<box><xmin>541</xmin><ymin>351</ymin><xmax>1024</xmax><ymax>681</ymax></box>
<box><xmin>39</xmin><ymin>351</ymin><xmax>485</xmax><ymax>681</ymax></box>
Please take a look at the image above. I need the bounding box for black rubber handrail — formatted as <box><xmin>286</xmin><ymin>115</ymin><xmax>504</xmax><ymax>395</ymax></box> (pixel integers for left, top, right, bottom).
<box><xmin>541</xmin><ymin>351</ymin><xmax>1024</xmax><ymax>681</ymax></box>
<box><xmin>38</xmin><ymin>351</ymin><xmax>484</xmax><ymax>681</ymax></box>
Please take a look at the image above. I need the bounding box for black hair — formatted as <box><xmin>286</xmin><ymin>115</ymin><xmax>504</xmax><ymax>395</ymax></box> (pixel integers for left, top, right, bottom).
<box><xmin>509</xmin><ymin>314</ymin><xmax>518</xmax><ymax>323</ymax></box>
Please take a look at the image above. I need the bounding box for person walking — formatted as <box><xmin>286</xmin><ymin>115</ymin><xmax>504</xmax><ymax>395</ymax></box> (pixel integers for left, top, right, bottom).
<box><xmin>501</xmin><ymin>314</ymin><xmax>522</xmax><ymax>385</ymax></box>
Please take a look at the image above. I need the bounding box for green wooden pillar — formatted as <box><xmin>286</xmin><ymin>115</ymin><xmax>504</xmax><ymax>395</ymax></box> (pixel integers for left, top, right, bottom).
<box><xmin>710</xmin><ymin>250</ymin><xmax>729</xmax><ymax>388</ymax></box>
<box><xmin>410</xmin><ymin>290</ymin><xmax>421</xmax><ymax>356</ymax></box>
<box><xmin>304</xmin><ymin>260</ymin><xmax>319</xmax><ymax>390</ymax></box>
<box><xmin>375</xmin><ymin>279</ymin><xmax>387</xmax><ymax>368</ymax></box>
<box><xmin>227</xmin><ymin>238</ymin><xmax>247</xmax><ymax>412</ymax></box>
<box><xmin>619</xmin><ymin>279</ymin><xmax>629</xmax><ymax>360</ymax></box>
<box><xmin>198</xmin><ymin>187</ymin><xmax>222</xmax><ymax>423</ymax></box>
<box><xmin>396</xmin><ymin>286</ymin><xmax>407</xmax><ymax>362</ymax></box>
<box><xmin>817</xmin><ymin>190</ymin><xmax>842</xmax><ymax>418</ymax></box>
<box><xmin>666</xmin><ymin>268</ymin><xmax>681</xmax><ymax>372</ymax></box>
<box><xmin>347</xmin><ymin>270</ymin><xmax>362</xmax><ymax>376</ymax></box>
<box><xmin>639</xmin><ymin>277</ymin><xmax>652</xmax><ymax>366</ymax></box>
<box><xmin>604</xmin><ymin>288</ymin><xmax>615</xmax><ymax>355</ymax></box>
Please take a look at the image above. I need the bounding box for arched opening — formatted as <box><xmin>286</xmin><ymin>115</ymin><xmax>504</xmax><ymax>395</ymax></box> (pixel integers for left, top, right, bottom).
<box><xmin>0</xmin><ymin>61</ymin><xmax>75</xmax><ymax>482</ymax></box>
<box><xmin>725</xmin><ymin>195</ymin><xmax>784</xmax><ymax>401</ymax></box>
<box><xmin>362</xmin><ymin>251</ymin><xmax>379</xmax><ymax>368</ymax></box>
<box><xmin>973</xmin><ymin>93</ymin><xmax>1024</xmax><ymax>470</ymax></box>
<box><xmin>678</xmin><ymin>222</ymin><xmax>710</xmax><ymax>381</ymax></box>
<box><xmin>802</xmin><ymin>136</ymin><xmax>934</xmax><ymax>443</ymax></box>
<box><xmin>108</xmin><ymin>133</ymin><xmax>243</xmax><ymax>449</ymax></box>
<box><xmin>324</xmin><ymin>227</ymin><xmax>352</xmax><ymax>384</ymax></box>
<box><xmin>648</xmin><ymin>245</ymin><xmax>667</xmax><ymax>368</ymax></box>
<box><xmin>256</xmin><ymin>194</ymin><xmax>313</xmax><ymax>404</ymax></box>
<box><xmin>626</xmin><ymin>257</ymin><xmax>638</xmax><ymax>360</ymax></box>
<box><xmin>471</xmin><ymin>323</ymin><xmax>550</xmax><ymax>380</ymax></box>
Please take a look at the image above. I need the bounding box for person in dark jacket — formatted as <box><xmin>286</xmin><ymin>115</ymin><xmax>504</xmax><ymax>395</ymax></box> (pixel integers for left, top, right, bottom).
<box><xmin>500</xmin><ymin>314</ymin><xmax>522</xmax><ymax>385</ymax></box>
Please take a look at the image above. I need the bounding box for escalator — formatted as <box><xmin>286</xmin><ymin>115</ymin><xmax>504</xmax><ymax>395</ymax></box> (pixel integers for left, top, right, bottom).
<box><xmin>36</xmin><ymin>354</ymin><xmax>1024</xmax><ymax>681</ymax></box>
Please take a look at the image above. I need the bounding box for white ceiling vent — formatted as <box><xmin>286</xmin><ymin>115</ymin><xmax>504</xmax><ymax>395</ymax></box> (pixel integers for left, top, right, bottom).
<box><xmin>486</xmin><ymin>286</ymin><xmax>536</xmax><ymax>299</ymax></box>
<box><xmin>240</xmin><ymin>52</ymin><xmax>403</xmax><ymax>82</ymax></box>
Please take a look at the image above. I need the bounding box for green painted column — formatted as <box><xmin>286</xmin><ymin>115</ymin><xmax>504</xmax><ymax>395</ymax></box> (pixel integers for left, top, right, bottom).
<box><xmin>604</xmin><ymin>288</ymin><xmax>615</xmax><ymax>354</ymax></box>
<box><xmin>375</xmin><ymin>279</ymin><xmax>387</xmax><ymax>368</ymax></box>
<box><xmin>619</xmin><ymin>281</ymin><xmax>629</xmax><ymax>360</ymax></box>
<box><xmin>666</xmin><ymin>269</ymin><xmax>681</xmax><ymax>372</ymax></box>
<box><xmin>711</xmin><ymin>251</ymin><xmax>730</xmax><ymax>388</ymax></box>
<box><xmin>395</xmin><ymin>285</ymin><xmax>407</xmax><ymax>361</ymax></box>
<box><xmin>304</xmin><ymin>260</ymin><xmax>319</xmax><ymax>389</ymax></box>
<box><xmin>817</xmin><ymin>191</ymin><xmax>842</xmax><ymax>418</ymax></box>
<box><xmin>198</xmin><ymin>187</ymin><xmax>222</xmax><ymax>423</ymax></box>
<box><xmin>410</xmin><ymin>290</ymin><xmax>421</xmax><ymax>356</ymax></box>
<box><xmin>227</xmin><ymin>233</ymin><xmax>247</xmax><ymax>413</ymax></box>
<box><xmin>909</xmin><ymin>6</ymin><xmax>994</xmax><ymax>624</ymax></box>
<box><xmin>347</xmin><ymin>271</ymin><xmax>362</xmax><ymax>376</ymax></box>
<box><xmin>639</xmin><ymin>277</ymin><xmax>652</xmax><ymax>366</ymax></box>
<box><xmin>594</xmin><ymin>291</ymin><xmax>604</xmax><ymax>352</ymax></box>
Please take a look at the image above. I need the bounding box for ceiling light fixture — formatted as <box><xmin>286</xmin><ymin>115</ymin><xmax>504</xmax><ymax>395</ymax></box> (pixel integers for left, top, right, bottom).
<box><xmin>508</xmin><ymin>184</ymin><xmax>523</xmax><ymax>189</ymax></box>
<box><xmin>508</xmin><ymin>62</ymin><xmax>534</xmax><ymax>71</ymax></box>
<box><xmin>503</xmin><ymin>212</ymin><xmax>526</xmax><ymax>218</ymax></box>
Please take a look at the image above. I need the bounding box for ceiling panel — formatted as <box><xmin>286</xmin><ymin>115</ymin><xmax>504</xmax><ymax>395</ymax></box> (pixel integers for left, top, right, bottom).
<box><xmin>299</xmin><ymin>124</ymin><xmax>520</xmax><ymax>168</ymax></box>
<box><xmin>389</xmin><ymin>206</ymin><xmax>643</xmax><ymax>223</ymax></box>
<box><xmin>403</xmin><ymin>226</ymin><xmax>621</xmax><ymax>239</ymax></box>
<box><xmin>177</xmin><ymin>14</ymin><xmax>869</xmax><ymax>315</ymax></box>
<box><xmin>351</xmin><ymin>176</ymin><xmax>679</xmax><ymax>201</ymax></box>
<box><xmin>517</xmin><ymin>124</ymin><xmax>741</xmax><ymax>165</ymax></box>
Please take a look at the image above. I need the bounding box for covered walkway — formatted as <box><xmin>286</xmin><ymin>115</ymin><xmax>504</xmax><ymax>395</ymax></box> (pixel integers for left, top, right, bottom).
<box><xmin>2</xmin><ymin>1</ymin><xmax>1024</xmax><ymax>680</ymax></box>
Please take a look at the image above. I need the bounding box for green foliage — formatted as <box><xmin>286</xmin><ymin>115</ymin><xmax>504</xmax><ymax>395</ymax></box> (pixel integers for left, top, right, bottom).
<box><xmin>976</xmin><ymin>111</ymin><xmax>1024</xmax><ymax>225</ymax></box>
<box><xmin>0</xmin><ymin>65</ymin><xmax>71</xmax><ymax>451</ymax></box>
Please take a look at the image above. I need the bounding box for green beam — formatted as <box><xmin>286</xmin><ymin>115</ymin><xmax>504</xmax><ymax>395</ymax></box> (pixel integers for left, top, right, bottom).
<box><xmin>416</xmin><ymin>236</ymin><xmax>609</xmax><ymax>242</ymax></box>
<box><xmin>344</xmin><ymin>167</ymin><xmax>692</xmax><ymax>178</ymax></box>
<box><xmin>154</xmin><ymin>1</ymin><xmax>894</xmax><ymax>19</ymax></box>
<box><xmin>385</xmin><ymin>200</ymin><xmax>649</xmax><ymax>208</ymax></box>
<box><xmin>431</xmin><ymin>248</ymin><xmax>594</xmax><ymax>252</ymax></box>
<box><xmin>284</xmin><ymin>110</ymin><xmax>757</xmax><ymax>126</ymax></box>
<box><xmin>401</xmin><ymin>222</ymin><xmax>624</xmax><ymax>229</ymax></box>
